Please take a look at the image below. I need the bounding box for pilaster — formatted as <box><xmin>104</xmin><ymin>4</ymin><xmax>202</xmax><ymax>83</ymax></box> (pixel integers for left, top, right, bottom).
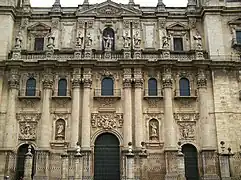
<box><xmin>81</xmin><ymin>68</ymin><xmax>92</xmax><ymax>150</ymax></box>
<box><xmin>39</xmin><ymin>69</ymin><xmax>53</xmax><ymax>149</ymax></box>
<box><xmin>123</xmin><ymin>68</ymin><xmax>133</xmax><ymax>148</ymax></box>
<box><xmin>4</xmin><ymin>69</ymin><xmax>19</xmax><ymax>148</ymax></box>
<box><xmin>24</xmin><ymin>145</ymin><xmax>33</xmax><ymax>180</ymax></box>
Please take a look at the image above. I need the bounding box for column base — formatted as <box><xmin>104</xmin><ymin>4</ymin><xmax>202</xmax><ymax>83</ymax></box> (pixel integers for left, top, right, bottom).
<box><xmin>165</xmin><ymin>173</ymin><xmax>179</xmax><ymax>180</ymax></box>
<box><xmin>201</xmin><ymin>174</ymin><xmax>220</xmax><ymax>180</ymax></box>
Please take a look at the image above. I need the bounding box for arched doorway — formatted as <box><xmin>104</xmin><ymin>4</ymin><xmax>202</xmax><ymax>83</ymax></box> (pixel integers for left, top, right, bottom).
<box><xmin>15</xmin><ymin>144</ymin><xmax>35</xmax><ymax>180</ymax></box>
<box><xmin>182</xmin><ymin>144</ymin><xmax>199</xmax><ymax>180</ymax></box>
<box><xmin>94</xmin><ymin>133</ymin><xmax>120</xmax><ymax>180</ymax></box>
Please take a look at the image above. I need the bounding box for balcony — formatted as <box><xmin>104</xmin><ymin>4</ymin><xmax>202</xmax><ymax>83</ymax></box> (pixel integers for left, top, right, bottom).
<box><xmin>144</xmin><ymin>89</ymin><xmax>163</xmax><ymax>99</ymax></box>
<box><xmin>174</xmin><ymin>89</ymin><xmax>197</xmax><ymax>100</ymax></box>
<box><xmin>94</xmin><ymin>89</ymin><xmax>121</xmax><ymax>99</ymax></box>
<box><xmin>18</xmin><ymin>89</ymin><xmax>41</xmax><ymax>100</ymax></box>
<box><xmin>52</xmin><ymin>89</ymin><xmax>71</xmax><ymax>99</ymax></box>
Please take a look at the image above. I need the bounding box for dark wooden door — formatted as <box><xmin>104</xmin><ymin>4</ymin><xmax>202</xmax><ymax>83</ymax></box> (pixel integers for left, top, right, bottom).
<box><xmin>94</xmin><ymin>133</ymin><xmax>120</xmax><ymax>180</ymax></box>
<box><xmin>182</xmin><ymin>144</ymin><xmax>199</xmax><ymax>180</ymax></box>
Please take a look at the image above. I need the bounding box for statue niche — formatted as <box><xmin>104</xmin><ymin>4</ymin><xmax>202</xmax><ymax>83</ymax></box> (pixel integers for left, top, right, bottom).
<box><xmin>55</xmin><ymin>119</ymin><xmax>65</xmax><ymax>141</ymax></box>
<box><xmin>102</xmin><ymin>27</ymin><xmax>115</xmax><ymax>51</ymax></box>
<box><xmin>149</xmin><ymin>119</ymin><xmax>159</xmax><ymax>141</ymax></box>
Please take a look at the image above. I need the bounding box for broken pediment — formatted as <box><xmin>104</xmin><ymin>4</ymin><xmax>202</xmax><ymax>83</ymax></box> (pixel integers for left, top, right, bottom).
<box><xmin>77</xmin><ymin>0</ymin><xmax>141</xmax><ymax>17</ymax></box>
<box><xmin>167</xmin><ymin>22</ymin><xmax>189</xmax><ymax>31</ymax></box>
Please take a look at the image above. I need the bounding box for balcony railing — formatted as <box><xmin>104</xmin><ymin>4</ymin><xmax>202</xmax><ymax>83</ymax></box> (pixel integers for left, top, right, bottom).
<box><xmin>18</xmin><ymin>89</ymin><xmax>41</xmax><ymax>99</ymax></box>
<box><xmin>52</xmin><ymin>89</ymin><xmax>71</xmax><ymax>98</ymax></box>
<box><xmin>144</xmin><ymin>89</ymin><xmax>163</xmax><ymax>98</ymax></box>
<box><xmin>174</xmin><ymin>89</ymin><xmax>197</xmax><ymax>99</ymax></box>
<box><xmin>94</xmin><ymin>89</ymin><xmax>121</xmax><ymax>98</ymax></box>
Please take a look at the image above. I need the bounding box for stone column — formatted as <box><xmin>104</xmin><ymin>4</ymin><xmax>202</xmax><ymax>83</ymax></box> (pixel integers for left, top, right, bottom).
<box><xmin>39</xmin><ymin>69</ymin><xmax>53</xmax><ymax>149</ymax></box>
<box><xmin>123</xmin><ymin>68</ymin><xmax>133</xmax><ymax>148</ymax></box>
<box><xmin>134</xmin><ymin>68</ymin><xmax>144</xmax><ymax>149</ymax></box>
<box><xmin>197</xmin><ymin>69</ymin><xmax>219</xmax><ymax>180</ymax></box>
<box><xmin>163</xmin><ymin>68</ymin><xmax>176</xmax><ymax>150</ymax></box>
<box><xmin>24</xmin><ymin>145</ymin><xmax>33</xmax><ymax>180</ymax></box>
<box><xmin>126</xmin><ymin>143</ymin><xmax>135</xmax><ymax>179</ymax></box>
<box><xmin>81</xmin><ymin>68</ymin><xmax>92</xmax><ymax>150</ymax></box>
<box><xmin>70</xmin><ymin>68</ymin><xmax>81</xmax><ymax>148</ymax></box>
<box><xmin>74</xmin><ymin>145</ymin><xmax>83</xmax><ymax>179</ymax></box>
<box><xmin>4</xmin><ymin>69</ymin><xmax>19</xmax><ymax>148</ymax></box>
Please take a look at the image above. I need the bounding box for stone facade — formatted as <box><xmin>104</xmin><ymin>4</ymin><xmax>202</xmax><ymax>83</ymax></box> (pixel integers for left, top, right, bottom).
<box><xmin>0</xmin><ymin>0</ymin><xmax>241</xmax><ymax>179</ymax></box>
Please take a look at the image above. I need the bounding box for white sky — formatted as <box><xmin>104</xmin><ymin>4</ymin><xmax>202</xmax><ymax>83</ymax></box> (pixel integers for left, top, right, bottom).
<box><xmin>30</xmin><ymin>0</ymin><xmax>188</xmax><ymax>7</ymax></box>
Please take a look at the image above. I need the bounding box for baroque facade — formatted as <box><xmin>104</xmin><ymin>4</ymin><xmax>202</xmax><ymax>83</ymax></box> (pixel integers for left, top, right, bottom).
<box><xmin>0</xmin><ymin>0</ymin><xmax>241</xmax><ymax>179</ymax></box>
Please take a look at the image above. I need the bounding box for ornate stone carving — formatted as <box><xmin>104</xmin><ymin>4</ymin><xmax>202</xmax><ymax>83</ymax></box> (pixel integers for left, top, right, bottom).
<box><xmin>42</xmin><ymin>70</ymin><xmax>54</xmax><ymax>89</ymax></box>
<box><xmin>174</xmin><ymin>113</ymin><xmax>199</xmax><ymax>122</ymax></box>
<box><xmin>98</xmin><ymin>6</ymin><xmax>121</xmax><ymax>15</ymax></box>
<box><xmin>147</xmin><ymin>99</ymin><xmax>161</xmax><ymax>108</ymax></box>
<box><xmin>197</xmin><ymin>69</ymin><xmax>207</xmax><ymax>88</ymax></box>
<box><xmin>85</xmin><ymin>33</ymin><xmax>93</xmax><ymax>48</ymax></box>
<box><xmin>159</xmin><ymin>18</ymin><xmax>166</xmax><ymax>29</ymax></box>
<box><xmin>123</xmin><ymin>31</ymin><xmax>131</xmax><ymax>49</ymax></box>
<box><xmin>21</xmin><ymin>99</ymin><xmax>38</xmax><ymax>109</ymax></box>
<box><xmin>189</xmin><ymin>18</ymin><xmax>197</xmax><ymax>29</ymax></box>
<box><xmin>91</xmin><ymin>112</ymin><xmax>123</xmax><ymax>130</ymax></box>
<box><xmin>8</xmin><ymin>69</ymin><xmax>20</xmax><ymax>89</ymax></box>
<box><xmin>55</xmin><ymin>119</ymin><xmax>65</xmax><ymax>141</ymax></box>
<box><xmin>133</xmin><ymin>68</ymin><xmax>143</xmax><ymax>88</ymax></box>
<box><xmin>77</xmin><ymin>19</ymin><xmax>85</xmax><ymax>29</ymax></box>
<box><xmin>83</xmin><ymin>68</ymin><xmax>92</xmax><ymax>88</ymax></box>
<box><xmin>103</xmin><ymin>34</ymin><xmax>114</xmax><ymax>51</ymax></box>
<box><xmin>14</xmin><ymin>31</ymin><xmax>23</xmax><ymax>50</ymax></box>
<box><xmin>76</xmin><ymin>31</ymin><xmax>84</xmax><ymax>49</ymax></box>
<box><xmin>149</xmin><ymin>119</ymin><xmax>159</xmax><ymax>141</ymax></box>
<box><xmin>133</xmin><ymin>31</ymin><xmax>141</xmax><ymax>49</ymax></box>
<box><xmin>17</xmin><ymin>112</ymin><xmax>41</xmax><ymax>140</ymax></box>
<box><xmin>123</xmin><ymin>20</ymin><xmax>130</xmax><ymax>28</ymax></box>
<box><xmin>52</xmin><ymin>18</ymin><xmax>60</xmax><ymax>29</ymax></box>
<box><xmin>123</xmin><ymin>68</ymin><xmax>132</xmax><ymax>88</ymax></box>
<box><xmin>71</xmin><ymin>68</ymin><xmax>81</xmax><ymax>88</ymax></box>
<box><xmin>194</xmin><ymin>31</ymin><xmax>203</xmax><ymax>50</ymax></box>
<box><xmin>20</xmin><ymin>18</ymin><xmax>29</xmax><ymax>29</ymax></box>
<box><xmin>162</xmin><ymin>68</ymin><xmax>173</xmax><ymax>88</ymax></box>
<box><xmin>178</xmin><ymin>122</ymin><xmax>195</xmax><ymax>140</ymax></box>
<box><xmin>162</xmin><ymin>33</ymin><xmax>171</xmax><ymax>49</ymax></box>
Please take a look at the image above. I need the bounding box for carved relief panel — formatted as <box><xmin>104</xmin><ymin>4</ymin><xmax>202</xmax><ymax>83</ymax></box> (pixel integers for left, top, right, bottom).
<box><xmin>91</xmin><ymin>112</ymin><xmax>123</xmax><ymax>130</ymax></box>
<box><xmin>16</xmin><ymin>112</ymin><xmax>41</xmax><ymax>140</ymax></box>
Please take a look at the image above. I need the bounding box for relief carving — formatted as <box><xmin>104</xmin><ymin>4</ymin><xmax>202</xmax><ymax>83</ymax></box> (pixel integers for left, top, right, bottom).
<box><xmin>174</xmin><ymin>113</ymin><xmax>199</xmax><ymax>121</ymax></box>
<box><xmin>162</xmin><ymin>68</ymin><xmax>173</xmax><ymax>88</ymax></box>
<box><xmin>179</xmin><ymin>122</ymin><xmax>195</xmax><ymax>140</ymax></box>
<box><xmin>91</xmin><ymin>113</ymin><xmax>123</xmax><ymax>130</ymax></box>
<box><xmin>197</xmin><ymin>69</ymin><xmax>207</xmax><ymax>88</ymax></box>
<box><xmin>8</xmin><ymin>69</ymin><xmax>20</xmax><ymax>89</ymax></box>
<box><xmin>16</xmin><ymin>112</ymin><xmax>41</xmax><ymax>140</ymax></box>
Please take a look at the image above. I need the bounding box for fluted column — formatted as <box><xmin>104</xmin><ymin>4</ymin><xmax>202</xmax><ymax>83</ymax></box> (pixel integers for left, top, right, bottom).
<box><xmin>4</xmin><ymin>69</ymin><xmax>19</xmax><ymax>148</ymax></box>
<box><xmin>39</xmin><ymin>69</ymin><xmax>53</xmax><ymax>149</ymax></box>
<box><xmin>134</xmin><ymin>68</ymin><xmax>144</xmax><ymax>148</ymax></box>
<box><xmin>70</xmin><ymin>68</ymin><xmax>81</xmax><ymax>148</ymax></box>
<box><xmin>197</xmin><ymin>69</ymin><xmax>216</xmax><ymax>149</ymax></box>
<box><xmin>163</xmin><ymin>68</ymin><xmax>176</xmax><ymax>150</ymax></box>
<box><xmin>123</xmin><ymin>69</ymin><xmax>133</xmax><ymax>148</ymax></box>
<box><xmin>81</xmin><ymin>68</ymin><xmax>92</xmax><ymax>150</ymax></box>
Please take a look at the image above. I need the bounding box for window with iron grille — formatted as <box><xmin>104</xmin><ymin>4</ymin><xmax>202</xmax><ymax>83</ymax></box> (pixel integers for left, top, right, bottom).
<box><xmin>25</xmin><ymin>78</ymin><xmax>36</xmax><ymax>96</ymax></box>
<box><xmin>58</xmin><ymin>79</ymin><xmax>67</xmax><ymax>96</ymax></box>
<box><xmin>34</xmin><ymin>37</ymin><xmax>44</xmax><ymax>51</ymax></box>
<box><xmin>173</xmin><ymin>38</ymin><xmax>184</xmax><ymax>51</ymax></box>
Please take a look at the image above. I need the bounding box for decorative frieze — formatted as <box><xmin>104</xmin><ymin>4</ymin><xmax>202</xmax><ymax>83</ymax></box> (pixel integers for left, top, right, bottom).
<box><xmin>42</xmin><ymin>70</ymin><xmax>54</xmax><ymax>89</ymax></box>
<box><xmin>72</xmin><ymin>68</ymin><xmax>82</xmax><ymax>88</ymax></box>
<box><xmin>178</xmin><ymin>122</ymin><xmax>196</xmax><ymax>140</ymax></box>
<box><xmin>174</xmin><ymin>113</ymin><xmax>199</xmax><ymax>122</ymax></box>
<box><xmin>197</xmin><ymin>69</ymin><xmax>207</xmax><ymax>88</ymax></box>
<box><xmin>83</xmin><ymin>68</ymin><xmax>92</xmax><ymax>88</ymax></box>
<box><xmin>162</xmin><ymin>68</ymin><xmax>173</xmax><ymax>88</ymax></box>
<box><xmin>123</xmin><ymin>68</ymin><xmax>132</xmax><ymax>88</ymax></box>
<box><xmin>8</xmin><ymin>69</ymin><xmax>20</xmax><ymax>89</ymax></box>
<box><xmin>16</xmin><ymin>112</ymin><xmax>41</xmax><ymax>140</ymax></box>
<box><xmin>134</xmin><ymin>68</ymin><xmax>143</xmax><ymax>88</ymax></box>
<box><xmin>91</xmin><ymin>112</ymin><xmax>123</xmax><ymax>130</ymax></box>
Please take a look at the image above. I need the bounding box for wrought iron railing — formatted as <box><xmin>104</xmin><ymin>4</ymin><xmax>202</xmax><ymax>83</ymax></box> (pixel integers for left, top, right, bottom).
<box><xmin>174</xmin><ymin>89</ymin><xmax>197</xmax><ymax>97</ymax></box>
<box><xmin>52</xmin><ymin>89</ymin><xmax>72</xmax><ymax>97</ymax></box>
<box><xmin>94</xmin><ymin>89</ymin><xmax>121</xmax><ymax>97</ymax></box>
<box><xmin>144</xmin><ymin>89</ymin><xmax>163</xmax><ymax>97</ymax></box>
<box><xmin>18</xmin><ymin>88</ymin><xmax>41</xmax><ymax>98</ymax></box>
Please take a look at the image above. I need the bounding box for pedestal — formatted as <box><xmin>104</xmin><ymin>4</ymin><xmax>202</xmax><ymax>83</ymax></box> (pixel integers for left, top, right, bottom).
<box><xmin>11</xmin><ymin>48</ymin><xmax>21</xmax><ymax>60</ymax></box>
<box><xmin>74</xmin><ymin>50</ymin><xmax>82</xmax><ymax>59</ymax></box>
<box><xmin>163</xmin><ymin>50</ymin><xmax>170</xmax><ymax>58</ymax></box>
<box><xmin>165</xmin><ymin>151</ymin><xmax>179</xmax><ymax>180</ymax></box>
<box><xmin>74</xmin><ymin>153</ymin><xmax>83</xmax><ymax>179</ymax></box>
<box><xmin>195</xmin><ymin>50</ymin><xmax>205</xmax><ymax>60</ymax></box>
<box><xmin>124</xmin><ymin>50</ymin><xmax>131</xmax><ymax>59</ymax></box>
<box><xmin>84</xmin><ymin>49</ymin><xmax>92</xmax><ymax>59</ymax></box>
<box><xmin>219</xmin><ymin>153</ymin><xmax>232</xmax><ymax>179</ymax></box>
<box><xmin>104</xmin><ymin>49</ymin><xmax>111</xmax><ymax>59</ymax></box>
<box><xmin>177</xmin><ymin>151</ymin><xmax>185</xmax><ymax>180</ymax></box>
<box><xmin>61</xmin><ymin>154</ymin><xmax>69</xmax><ymax>179</ymax></box>
<box><xmin>126</xmin><ymin>153</ymin><xmax>135</xmax><ymax>179</ymax></box>
<box><xmin>133</xmin><ymin>49</ymin><xmax>141</xmax><ymax>59</ymax></box>
<box><xmin>24</xmin><ymin>149</ymin><xmax>33</xmax><ymax>180</ymax></box>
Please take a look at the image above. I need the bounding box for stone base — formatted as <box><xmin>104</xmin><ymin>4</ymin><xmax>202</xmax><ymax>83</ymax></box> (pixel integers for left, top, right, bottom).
<box><xmin>201</xmin><ymin>174</ymin><xmax>220</xmax><ymax>180</ymax></box>
<box><xmin>165</xmin><ymin>173</ymin><xmax>179</xmax><ymax>180</ymax></box>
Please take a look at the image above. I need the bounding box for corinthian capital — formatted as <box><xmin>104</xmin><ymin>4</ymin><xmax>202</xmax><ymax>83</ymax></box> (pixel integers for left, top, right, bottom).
<box><xmin>8</xmin><ymin>69</ymin><xmax>20</xmax><ymax>89</ymax></box>
<box><xmin>134</xmin><ymin>68</ymin><xmax>143</xmax><ymax>88</ymax></box>
<box><xmin>162</xmin><ymin>68</ymin><xmax>173</xmax><ymax>88</ymax></box>
<box><xmin>197</xmin><ymin>69</ymin><xmax>207</xmax><ymax>88</ymax></box>
<box><xmin>42</xmin><ymin>69</ymin><xmax>53</xmax><ymax>89</ymax></box>
<box><xmin>123</xmin><ymin>68</ymin><xmax>132</xmax><ymax>88</ymax></box>
<box><xmin>71</xmin><ymin>68</ymin><xmax>81</xmax><ymax>88</ymax></box>
<box><xmin>83</xmin><ymin>68</ymin><xmax>92</xmax><ymax>88</ymax></box>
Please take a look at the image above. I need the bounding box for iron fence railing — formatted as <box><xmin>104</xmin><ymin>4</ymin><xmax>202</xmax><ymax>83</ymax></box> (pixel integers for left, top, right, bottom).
<box><xmin>174</xmin><ymin>89</ymin><xmax>197</xmax><ymax>97</ymax></box>
<box><xmin>18</xmin><ymin>88</ymin><xmax>41</xmax><ymax>97</ymax></box>
<box><xmin>94</xmin><ymin>89</ymin><xmax>121</xmax><ymax>97</ymax></box>
<box><xmin>144</xmin><ymin>89</ymin><xmax>163</xmax><ymax>97</ymax></box>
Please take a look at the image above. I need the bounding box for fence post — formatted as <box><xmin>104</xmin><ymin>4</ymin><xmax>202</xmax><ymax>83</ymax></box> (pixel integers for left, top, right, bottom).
<box><xmin>24</xmin><ymin>145</ymin><xmax>33</xmax><ymax>180</ymax></box>
<box><xmin>74</xmin><ymin>145</ymin><xmax>83</xmax><ymax>179</ymax></box>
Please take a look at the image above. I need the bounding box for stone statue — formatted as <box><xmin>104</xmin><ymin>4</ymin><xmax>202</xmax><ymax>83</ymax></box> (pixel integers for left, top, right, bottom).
<box><xmin>57</xmin><ymin>124</ymin><xmax>64</xmax><ymax>135</ymax></box>
<box><xmin>162</xmin><ymin>32</ymin><xmax>171</xmax><ymax>49</ymax></box>
<box><xmin>193</xmin><ymin>31</ymin><xmax>202</xmax><ymax>50</ymax></box>
<box><xmin>133</xmin><ymin>31</ymin><xmax>141</xmax><ymax>48</ymax></box>
<box><xmin>103</xmin><ymin>34</ymin><xmax>114</xmax><ymax>50</ymax></box>
<box><xmin>85</xmin><ymin>33</ymin><xmax>92</xmax><ymax>48</ymax></box>
<box><xmin>76</xmin><ymin>31</ymin><xmax>84</xmax><ymax>48</ymax></box>
<box><xmin>123</xmin><ymin>31</ymin><xmax>131</xmax><ymax>48</ymax></box>
<box><xmin>15</xmin><ymin>31</ymin><xmax>23</xmax><ymax>49</ymax></box>
<box><xmin>150</xmin><ymin>121</ymin><xmax>159</xmax><ymax>141</ymax></box>
<box><xmin>19</xmin><ymin>122</ymin><xmax>35</xmax><ymax>140</ymax></box>
<box><xmin>55</xmin><ymin>120</ymin><xmax>65</xmax><ymax>140</ymax></box>
<box><xmin>47</xmin><ymin>33</ymin><xmax>55</xmax><ymax>49</ymax></box>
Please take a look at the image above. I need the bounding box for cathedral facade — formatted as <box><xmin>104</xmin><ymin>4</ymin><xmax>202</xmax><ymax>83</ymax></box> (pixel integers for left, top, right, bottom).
<box><xmin>0</xmin><ymin>0</ymin><xmax>241</xmax><ymax>179</ymax></box>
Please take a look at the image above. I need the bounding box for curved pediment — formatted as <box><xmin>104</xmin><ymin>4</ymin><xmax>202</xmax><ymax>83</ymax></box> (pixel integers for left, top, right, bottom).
<box><xmin>77</xmin><ymin>0</ymin><xmax>142</xmax><ymax>17</ymax></box>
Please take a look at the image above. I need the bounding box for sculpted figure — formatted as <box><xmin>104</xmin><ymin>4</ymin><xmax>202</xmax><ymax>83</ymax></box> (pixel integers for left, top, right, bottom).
<box><xmin>103</xmin><ymin>34</ymin><xmax>114</xmax><ymax>50</ymax></box>
<box><xmin>76</xmin><ymin>31</ymin><xmax>84</xmax><ymax>48</ymax></box>
<box><xmin>86</xmin><ymin>33</ymin><xmax>92</xmax><ymax>48</ymax></box>
<box><xmin>193</xmin><ymin>31</ymin><xmax>202</xmax><ymax>50</ymax></box>
<box><xmin>133</xmin><ymin>31</ymin><xmax>141</xmax><ymax>48</ymax></box>
<box><xmin>162</xmin><ymin>31</ymin><xmax>171</xmax><ymax>49</ymax></box>
<box><xmin>123</xmin><ymin>31</ymin><xmax>131</xmax><ymax>48</ymax></box>
<box><xmin>15</xmin><ymin>31</ymin><xmax>23</xmax><ymax>49</ymax></box>
<box><xmin>150</xmin><ymin>122</ymin><xmax>158</xmax><ymax>137</ymax></box>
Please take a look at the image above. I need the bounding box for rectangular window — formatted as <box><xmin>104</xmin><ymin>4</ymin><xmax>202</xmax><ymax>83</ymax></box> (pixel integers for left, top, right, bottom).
<box><xmin>236</xmin><ymin>31</ymin><xmax>241</xmax><ymax>44</ymax></box>
<box><xmin>173</xmin><ymin>38</ymin><xmax>184</xmax><ymax>51</ymax></box>
<box><xmin>34</xmin><ymin>38</ymin><xmax>44</xmax><ymax>51</ymax></box>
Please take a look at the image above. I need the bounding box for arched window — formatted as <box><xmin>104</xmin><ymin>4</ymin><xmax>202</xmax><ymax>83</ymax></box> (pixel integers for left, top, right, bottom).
<box><xmin>182</xmin><ymin>144</ymin><xmax>199</xmax><ymax>180</ymax></box>
<box><xmin>102</xmin><ymin>27</ymin><xmax>115</xmax><ymax>51</ymax></box>
<box><xmin>148</xmin><ymin>78</ymin><xmax>157</xmax><ymax>96</ymax></box>
<box><xmin>58</xmin><ymin>79</ymin><xmax>67</xmax><ymax>96</ymax></box>
<box><xmin>101</xmin><ymin>77</ymin><xmax>114</xmax><ymax>96</ymax></box>
<box><xmin>15</xmin><ymin>144</ymin><xmax>35</xmax><ymax>180</ymax></box>
<box><xmin>179</xmin><ymin>78</ymin><xmax>190</xmax><ymax>96</ymax></box>
<box><xmin>26</xmin><ymin>78</ymin><xmax>36</xmax><ymax>96</ymax></box>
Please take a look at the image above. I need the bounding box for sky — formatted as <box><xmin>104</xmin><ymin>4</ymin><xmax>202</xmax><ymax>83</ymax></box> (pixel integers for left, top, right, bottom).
<box><xmin>30</xmin><ymin>0</ymin><xmax>188</xmax><ymax>7</ymax></box>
